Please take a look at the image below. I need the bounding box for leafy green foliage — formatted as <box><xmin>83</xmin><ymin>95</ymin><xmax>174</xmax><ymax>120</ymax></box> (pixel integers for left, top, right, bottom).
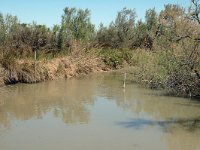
<box><xmin>96</xmin><ymin>8</ymin><xmax>136</xmax><ymax>49</ymax></box>
<box><xmin>100</xmin><ymin>49</ymin><xmax>134</xmax><ymax>68</ymax></box>
<box><xmin>62</xmin><ymin>7</ymin><xmax>95</xmax><ymax>40</ymax></box>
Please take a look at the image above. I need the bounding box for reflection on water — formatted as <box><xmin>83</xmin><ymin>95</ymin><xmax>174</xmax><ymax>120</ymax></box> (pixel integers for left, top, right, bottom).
<box><xmin>117</xmin><ymin>117</ymin><xmax>200</xmax><ymax>132</ymax></box>
<box><xmin>0</xmin><ymin>73</ymin><xmax>200</xmax><ymax>150</ymax></box>
<box><xmin>0</xmin><ymin>77</ymin><xmax>97</xmax><ymax>128</ymax></box>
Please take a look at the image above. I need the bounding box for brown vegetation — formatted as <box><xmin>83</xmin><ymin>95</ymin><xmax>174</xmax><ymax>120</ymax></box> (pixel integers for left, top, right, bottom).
<box><xmin>0</xmin><ymin>51</ymin><xmax>109</xmax><ymax>85</ymax></box>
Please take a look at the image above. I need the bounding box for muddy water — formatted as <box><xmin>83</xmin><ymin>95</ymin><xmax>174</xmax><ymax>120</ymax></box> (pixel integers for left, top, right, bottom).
<box><xmin>0</xmin><ymin>73</ymin><xmax>200</xmax><ymax>150</ymax></box>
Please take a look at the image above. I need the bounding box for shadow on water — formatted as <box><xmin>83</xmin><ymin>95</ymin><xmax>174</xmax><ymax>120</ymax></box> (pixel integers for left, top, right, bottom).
<box><xmin>117</xmin><ymin>117</ymin><xmax>200</xmax><ymax>132</ymax></box>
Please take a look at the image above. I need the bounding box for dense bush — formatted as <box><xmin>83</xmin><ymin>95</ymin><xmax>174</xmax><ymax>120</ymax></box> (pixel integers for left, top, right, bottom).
<box><xmin>0</xmin><ymin>7</ymin><xmax>95</xmax><ymax>59</ymax></box>
<box><xmin>100</xmin><ymin>49</ymin><xmax>134</xmax><ymax>68</ymax></box>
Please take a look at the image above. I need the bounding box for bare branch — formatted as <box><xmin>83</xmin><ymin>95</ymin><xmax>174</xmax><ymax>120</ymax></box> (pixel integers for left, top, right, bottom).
<box><xmin>189</xmin><ymin>0</ymin><xmax>200</xmax><ymax>24</ymax></box>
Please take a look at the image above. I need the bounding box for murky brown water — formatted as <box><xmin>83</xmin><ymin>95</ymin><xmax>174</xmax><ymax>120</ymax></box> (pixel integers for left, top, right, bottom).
<box><xmin>0</xmin><ymin>73</ymin><xmax>200</xmax><ymax>150</ymax></box>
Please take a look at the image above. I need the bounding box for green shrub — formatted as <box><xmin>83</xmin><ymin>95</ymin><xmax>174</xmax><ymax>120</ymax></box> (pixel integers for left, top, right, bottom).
<box><xmin>100</xmin><ymin>49</ymin><xmax>134</xmax><ymax>68</ymax></box>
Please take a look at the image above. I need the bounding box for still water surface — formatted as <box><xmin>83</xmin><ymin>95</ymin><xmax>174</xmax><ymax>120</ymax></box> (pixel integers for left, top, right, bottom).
<box><xmin>0</xmin><ymin>73</ymin><xmax>200</xmax><ymax>150</ymax></box>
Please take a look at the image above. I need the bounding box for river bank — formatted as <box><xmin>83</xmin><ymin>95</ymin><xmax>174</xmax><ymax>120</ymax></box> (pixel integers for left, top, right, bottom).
<box><xmin>0</xmin><ymin>54</ymin><xmax>111</xmax><ymax>86</ymax></box>
<box><xmin>0</xmin><ymin>48</ymin><xmax>200</xmax><ymax>99</ymax></box>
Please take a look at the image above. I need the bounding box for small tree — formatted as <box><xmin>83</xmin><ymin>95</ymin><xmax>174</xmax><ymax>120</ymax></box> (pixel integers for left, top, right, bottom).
<box><xmin>59</xmin><ymin>7</ymin><xmax>95</xmax><ymax>51</ymax></box>
<box><xmin>114</xmin><ymin>7</ymin><xmax>136</xmax><ymax>48</ymax></box>
<box><xmin>155</xmin><ymin>3</ymin><xmax>200</xmax><ymax>96</ymax></box>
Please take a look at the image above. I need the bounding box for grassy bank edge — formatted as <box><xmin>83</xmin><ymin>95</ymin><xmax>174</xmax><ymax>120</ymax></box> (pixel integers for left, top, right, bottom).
<box><xmin>0</xmin><ymin>48</ymin><xmax>199</xmax><ymax>99</ymax></box>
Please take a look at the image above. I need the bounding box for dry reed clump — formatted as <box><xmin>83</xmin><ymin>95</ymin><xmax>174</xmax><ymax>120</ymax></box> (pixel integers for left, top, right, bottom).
<box><xmin>0</xmin><ymin>50</ymin><xmax>108</xmax><ymax>85</ymax></box>
<box><xmin>3</xmin><ymin>61</ymin><xmax>48</xmax><ymax>84</ymax></box>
